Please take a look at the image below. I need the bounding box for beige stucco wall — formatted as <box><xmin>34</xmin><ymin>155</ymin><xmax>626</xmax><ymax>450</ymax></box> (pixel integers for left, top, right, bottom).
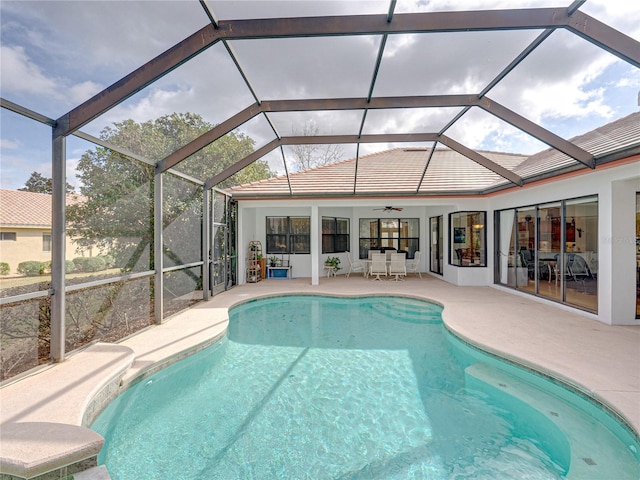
<box><xmin>0</xmin><ymin>226</ymin><xmax>81</xmax><ymax>274</ymax></box>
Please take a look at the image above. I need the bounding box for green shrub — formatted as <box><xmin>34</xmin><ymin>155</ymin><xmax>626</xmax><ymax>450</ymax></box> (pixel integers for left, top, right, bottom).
<box><xmin>65</xmin><ymin>260</ymin><xmax>76</xmax><ymax>273</ymax></box>
<box><xmin>98</xmin><ymin>255</ymin><xmax>115</xmax><ymax>268</ymax></box>
<box><xmin>17</xmin><ymin>261</ymin><xmax>45</xmax><ymax>276</ymax></box>
<box><xmin>0</xmin><ymin>262</ymin><xmax>10</xmax><ymax>275</ymax></box>
<box><xmin>84</xmin><ymin>257</ymin><xmax>106</xmax><ymax>272</ymax></box>
<box><xmin>73</xmin><ymin>257</ymin><xmax>93</xmax><ymax>271</ymax></box>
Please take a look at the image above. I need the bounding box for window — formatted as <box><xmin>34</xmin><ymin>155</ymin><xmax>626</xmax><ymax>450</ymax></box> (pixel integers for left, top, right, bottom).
<box><xmin>266</xmin><ymin>216</ymin><xmax>310</xmax><ymax>254</ymax></box>
<box><xmin>358</xmin><ymin>218</ymin><xmax>419</xmax><ymax>259</ymax></box>
<box><xmin>429</xmin><ymin>216</ymin><xmax>443</xmax><ymax>275</ymax></box>
<box><xmin>0</xmin><ymin>232</ymin><xmax>16</xmax><ymax>241</ymax></box>
<box><xmin>450</xmin><ymin>211</ymin><xmax>486</xmax><ymax>267</ymax></box>
<box><xmin>42</xmin><ymin>233</ymin><xmax>52</xmax><ymax>252</ymax></box>
<box><xmin>322</xmin><ymin>217</ymin><xmax>349</xmax><ymax>254</ymax></box>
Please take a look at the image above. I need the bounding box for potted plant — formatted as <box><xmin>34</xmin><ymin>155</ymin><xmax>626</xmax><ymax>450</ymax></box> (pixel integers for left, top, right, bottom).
<box><xmin>324</xmin><ymin>256</ymin><xmax>341</xmax><ymax>271</ymax></box>
<box><xmin>256</xmin><ymin>254</ymin><xmax>266</xmax><ymax>279</ymax></box>
<box><xmin>269</xmin><ymin>256</ymin><xmax>280</xmax><ymax>267</ymax></box>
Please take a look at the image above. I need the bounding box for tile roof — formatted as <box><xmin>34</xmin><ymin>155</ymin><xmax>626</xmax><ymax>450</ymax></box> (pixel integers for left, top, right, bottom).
<box><xmin>230</xmin><ymin>111</ymin><xmax>639</xmax><ymax>197</ymax></box>
<box><xmin>506</xmin><ymin>111</ymin><xmax>640</xmax><ymax>182</ymax></box>
<box><xmin>0</xmin><ymin>190</ymin><xmax>84</xmax><ymax>228</ymax></box>
<box><xmin>229</xmin><ymin>147</ymin><xmax>527</xmax><ymax>197</ymax></box>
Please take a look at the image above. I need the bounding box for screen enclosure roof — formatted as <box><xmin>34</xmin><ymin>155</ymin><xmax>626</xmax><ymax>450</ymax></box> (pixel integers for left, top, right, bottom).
<box><xmin>2</xmin><ymin>0</ymin><xmax>639</xmax><ymax>197</ymax></box>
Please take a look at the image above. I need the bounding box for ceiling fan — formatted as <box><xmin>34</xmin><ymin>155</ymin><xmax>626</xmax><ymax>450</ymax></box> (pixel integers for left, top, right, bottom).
<box><xmin>373</xmin><ymin>206</ymin><xmax>403</xmax><ymax>212</ymax></box>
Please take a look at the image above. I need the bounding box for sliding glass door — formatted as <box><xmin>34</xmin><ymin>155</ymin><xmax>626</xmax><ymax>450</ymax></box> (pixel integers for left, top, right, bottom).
<box><xmin>537</xmin><ymin>202</ymin><xmax>562</xmax><ymax>302</ymax></box>
<box><xmin>563</xmin><ymin>197</ymin><xmax>598</xmax><ymax>311</ymax></box>
<box><xmin>495</xmin><ymin>196</ymin><xmax>598</xmax><ymax>313</ymax></box>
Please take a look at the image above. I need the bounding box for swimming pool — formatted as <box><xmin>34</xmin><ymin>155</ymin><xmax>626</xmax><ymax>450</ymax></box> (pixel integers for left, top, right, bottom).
<box><xmin>92</xmin><ymin>295</ymin><xmax>640</xmax><ymax>479</ymax></box>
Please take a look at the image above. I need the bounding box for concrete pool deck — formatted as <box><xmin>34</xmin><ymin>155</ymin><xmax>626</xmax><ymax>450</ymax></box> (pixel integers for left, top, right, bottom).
<box><xmin>1</xmin><ymin>275</ymin><xmax>639</xmax><ymax>478</ymax></box>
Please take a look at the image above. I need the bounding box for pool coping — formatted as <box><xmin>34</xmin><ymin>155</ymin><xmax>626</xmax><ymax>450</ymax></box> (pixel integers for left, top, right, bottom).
<box><xmin>1</xmin><ymin>276</ymin><xmax>638</xmax><ymax>478</ymax></box>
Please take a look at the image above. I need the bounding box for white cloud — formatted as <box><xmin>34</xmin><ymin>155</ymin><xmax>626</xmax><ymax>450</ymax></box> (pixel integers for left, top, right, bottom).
<box><xmin>616</xmin><ymin>75</ymin><xmax>640</xmax><ymax>88</ymax></box>
<box><xmin>0</xmin><ymin>138</ymin><xmax>19</xmax><ymax>149</ymax></box>
<box><xmin>67</xmin><ymin>81</ymin><xmax>104</xmax><ymax>107</ymax></box>
<box><xmin>0</xmin><ymin>45</ymin><xmax>57</xmax><ymax>96</ymax></box>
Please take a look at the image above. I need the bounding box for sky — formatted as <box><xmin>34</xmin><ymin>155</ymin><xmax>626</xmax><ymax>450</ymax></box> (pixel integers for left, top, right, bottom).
<box><xmin>1</xmin><ymin>0</ymin><xmax>639</xmax><ymax>190</ymax></box>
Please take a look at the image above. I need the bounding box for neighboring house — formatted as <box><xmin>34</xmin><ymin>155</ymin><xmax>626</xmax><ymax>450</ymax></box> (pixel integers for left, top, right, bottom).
<box><xmin>229</xmin><ymin>112</ymin><xmax>640</xmax><ymax>325</ymax></box>
<box><xmin>0</xmin><ymin>189</ymin><xmax>84</xmax><ymax>274</ymax></box>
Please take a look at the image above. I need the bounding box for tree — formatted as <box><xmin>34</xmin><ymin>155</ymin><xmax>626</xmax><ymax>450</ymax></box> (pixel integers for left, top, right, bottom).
<box><xmin>67</xmin><ymin>113</ymin><xmax>274</xmax><ymax>272</ymax></box>
<box><xmin>290</xmin><ymin>120</ymin><xmax>344</xmax><ymax>171</ymax></box>
<box><xmin>19</xmin><ymin>171</ymin><xmax>74</xmax><ymax>194</ymax></box>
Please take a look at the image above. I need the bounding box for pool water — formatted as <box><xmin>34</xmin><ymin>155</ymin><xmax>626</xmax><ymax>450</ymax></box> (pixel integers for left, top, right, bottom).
<box><xmin>92</xmin><ymin>295</ymin><xmax>640</xmax><ymax>479</ymax></box>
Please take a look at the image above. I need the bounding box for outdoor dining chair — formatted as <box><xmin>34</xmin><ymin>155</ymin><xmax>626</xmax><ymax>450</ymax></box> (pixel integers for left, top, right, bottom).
<box><xmin>346</xmin><ymin>253</ymin><xmax>366</xmax><ymax>278</ymax></box>
<box><xmin>406</xmin><ymin>251</ymin><xmax>422</xmax><ymax>279</ymax></box>
<box><xmin>370</xmin><ymin>253</ymin><xmax>387</xmax><ymax>281</ymax></box>
<box><xmin>389</xmin><ymin>252</ymin><xmax>407</xmax><ymax>281</ymax></box>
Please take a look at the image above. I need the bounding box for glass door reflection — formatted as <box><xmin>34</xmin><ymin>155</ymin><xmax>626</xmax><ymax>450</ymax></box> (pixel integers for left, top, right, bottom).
<box><xmin>537</xmin><ymin>202</ymin><xmax>562</xmax><ymax>302</ymax></box>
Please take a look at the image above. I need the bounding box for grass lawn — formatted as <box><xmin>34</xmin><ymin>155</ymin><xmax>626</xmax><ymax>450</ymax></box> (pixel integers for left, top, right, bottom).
<box><xmin>0</xmin><ymin>268</ymin><xmax>123</xmax><ymax>290</ymax></box>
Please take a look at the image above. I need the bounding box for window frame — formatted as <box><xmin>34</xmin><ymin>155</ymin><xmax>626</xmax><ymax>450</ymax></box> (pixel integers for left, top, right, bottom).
<box><xmin>322</xmin><ymin>216</ymin><xmax>350</xmax><ymax>254</ymax></box>
<box><xmin>42</xmin><ymin>233</ymin><xmax>52</xmax><ymax>252</ymax></box>
<box><xmin>449</xmin><ymin>211</ymin><xmax>487</xmax><ymax>267</ymax></box>
<box><xmin>358</xmin><ymin>218</ymin><xmax>419</xmax><ymax>259</ymax></box>
<box><xmin>266</xmin><ymin>216</ymin><xmax>311</xmax><ymax>254</ymax></box>
<box><xmin>0</xmin><ymin>232</ymin><xmax>17</xmax><ymax>241</ymax></box>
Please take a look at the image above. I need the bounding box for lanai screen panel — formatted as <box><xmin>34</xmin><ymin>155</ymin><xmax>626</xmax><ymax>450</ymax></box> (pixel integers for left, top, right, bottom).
<box><xmin>394</xmin><ymin>1</ymin><xmax>562</xmax><ymax>13</ymax></box>
<box><xmin>355</xmin><ymin>146</ymin><xmax>432</xmax><ymax>195</ymax></box>
<box><xmin>489</xmin><ymin>27</ymin><xmax>640</xmax><ymax>154</ymax></box>
<box><xmin>0</xmin><ymin>0</ymin><xmax>208</xmax><ymax>119</ymax></box>
<box><xmin>170</xmin><ymin>114</ymin><xmax>274</xmax><ymax>179</ymax></box>
<box><xmin>210</xmin><ymin>1</ymin><xmax>388</xmax><ymax>20</ymax></box>
<box><xmin>267</xmin><ymin>111</ymin><xmax>364</xmax><ymax>138</ymax></box>
<box><xmin>228</xmin><ymin>36</ymin><xmax>379</xmax><ymax>100</ymax></box>
<box><xmin>80</xmin><ymin>42</ymin><xmax>258</xmax><ymax>160</ymax></box>
<box><xmin>445</xmin><ymin>107</ymin><xmax>551</xmax><ymax>156</ymax></box>
<box><xmin>372</xmin><ymin>30</ymin><xmax>544</xmax><ymax>97</ymax></box>
<box><xmin>418</xmin><ymin>148</ymin><xmax>523</xmax><ymax>193</ymax></box>
<box><xmin>362</xmin><ymin>107</ymin><xmax>465</xmax><ymax>135</ymax></box>
<box><xmin>283</xmin><ymin>144</ymin><xmax>358</xmax><ymax>196</ymax></box>
<box><xmin>65</xmin><ymin>137</ymin><xmax>154</xmax><ymax>276</ymax></box>
<box><xmin>0</xmin><ymin>109</ymin><xmax>52</xmax><ymax>191</ymax></box>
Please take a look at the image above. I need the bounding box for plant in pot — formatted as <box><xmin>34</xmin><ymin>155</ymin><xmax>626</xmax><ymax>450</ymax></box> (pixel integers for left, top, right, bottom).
<box><xmin>324</xmin><ymin>256</ymin><xmax>341</xmax><ymax>271</ymax></box>
<box><xmin>256</xmin><ymin>254</ymin><xmax>266</xmax><ymax>278</ymax></box>
<box><xmin>269</xmin><ymin>256</ymin><xmax>280</xmax><ymax>267</ymax></box>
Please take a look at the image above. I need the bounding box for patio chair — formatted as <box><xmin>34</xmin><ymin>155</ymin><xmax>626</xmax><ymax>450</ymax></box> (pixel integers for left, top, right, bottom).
<box><xmin>346</xmin><ymin>253</ymin><xmax>366</xmax><ymax>278</ymax></box>
<box><xmin>389</xmin><ymin>252</ymin><xmax>406</xmax><ymax>281</ymax></box>
<box><xmin>370</xmin><ymin>253</ymin><xmax>387</xmax><ymax>281</ymax></box>
<box><xmin>406</xmin><ymin>251</ymin><xmax>422</xmax><ymax>279</ymax></box>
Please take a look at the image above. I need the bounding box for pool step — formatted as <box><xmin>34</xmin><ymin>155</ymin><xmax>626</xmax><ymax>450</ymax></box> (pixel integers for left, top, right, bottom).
<box><xmin>73</xmin><ymin>465</ymin><xmax>111</xmax><ymax>480</ymax></box>
<box><xmin>465</xmin><ymin>362</ymin><xmax>639</xmax><ymax>479</ymax></box>
<box><xmin>368</xmin><ymin>301</ymin><xmax>442</xmax><ymax>324</ymax></box>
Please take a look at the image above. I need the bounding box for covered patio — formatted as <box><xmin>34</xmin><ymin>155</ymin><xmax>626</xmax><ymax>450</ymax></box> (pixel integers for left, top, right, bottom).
<box><xmin>0</xmin><ymin>2</ymin><xmax>639</xmax><ymax>476</ymax></box>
